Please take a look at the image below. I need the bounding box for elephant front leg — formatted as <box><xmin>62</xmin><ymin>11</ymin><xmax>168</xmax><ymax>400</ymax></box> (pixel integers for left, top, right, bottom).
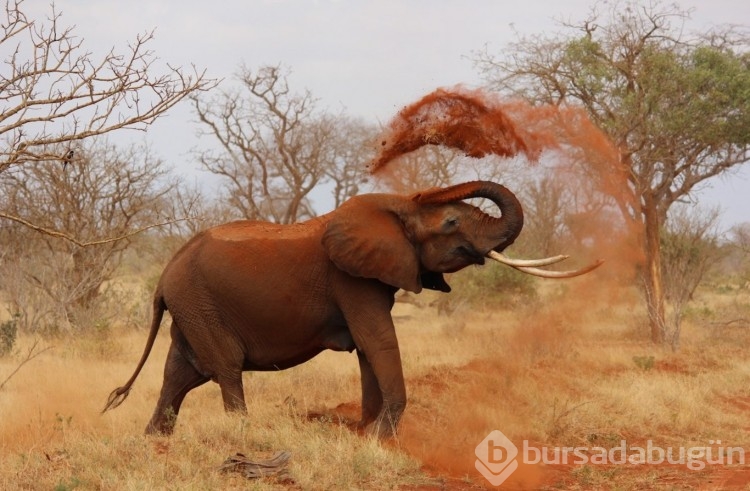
<box><xmin>341</xmin><ymin>283</ymin><xmax>407</xmax><ymax>438</ymax></box>
<box><xmin>364</xmin><ymin>345</ymin><xmax>406</xmax><ymax>439</ymax></box>
<box><xmin>352</xmin><ymin>333</ymin><xmax>406</xmax><ymax>439</ymax></box>
<box><xmin>357</xmin><ymin>349</ymin><xmax>383</xmax><ymax>428</ymax></box>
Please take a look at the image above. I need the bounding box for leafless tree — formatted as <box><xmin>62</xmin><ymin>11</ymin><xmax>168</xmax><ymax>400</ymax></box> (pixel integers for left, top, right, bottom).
<box><xmin>0</xmin><ymin>141</ymin><xmax>175</xmax><ymax>330</ymax></box>
<box><xmin>732</xmin><ymin>223</ymin><xmax>750</xmax><ymax>254</ymax></box>
<box><xmin>193</xmin><ymin>64</ymin><xmax>375</xmax><ymax>223</ymax></box>
<box><xmin>326</xmin><ymin>115</ymin><xmax>375</xmax><ymax>209</ymax></box>
<box><xmin>726</xmin><ymin>223</ymin><xmax>750</xmax><ymax>288</ymax></box>
<box><xmin>373</xmin><ymin>145</ymin><xmax>461</xmax><ymax>194</ymax></box>
<box><xmin>0</xmin><ymin>0</ymin><xmax>216</xmax><ymax>243</ymax></box>
<box><xmin>661</xmin><ymin>204</ymin><xmax>723</xmax><ymax>350</ymax></box>
<box><xmin>163</xmin><ymin>180</ymin><xmax>240</xmax><ymax>239</ymax></box>
<box><xmin>518</xmin><ymin>175</ymin><xmax>571</xmax><ymax>258</ymax></box>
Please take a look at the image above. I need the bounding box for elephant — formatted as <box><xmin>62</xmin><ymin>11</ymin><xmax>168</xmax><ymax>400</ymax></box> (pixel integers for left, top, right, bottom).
<box><xmin>103</xmin><ymin>180</ymin><xmax>596</xmax><ymax>438</ymax></box>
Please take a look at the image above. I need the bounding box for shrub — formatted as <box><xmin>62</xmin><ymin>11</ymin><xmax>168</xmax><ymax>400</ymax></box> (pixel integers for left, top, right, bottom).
<box><xmin>0</xmin><ymin>313</ymin><xmax>20</xmax><ymax>357</ymax></box>
<box><xmin>445</xmin><ymin>264</ymin><xmax>537</xmax><ymax>310</ymax></box>
<box><xmin>632</xmin><ymin>355</ymin><xmax>655</xmax><ymax>371</ymax></box>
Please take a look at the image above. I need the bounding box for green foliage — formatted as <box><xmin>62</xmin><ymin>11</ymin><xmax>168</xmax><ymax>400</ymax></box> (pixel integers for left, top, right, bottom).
<box><xmin>688</xmin><ymin>46</ymin><xmax>750</xmax><ymax>144</ymax></box>
<box><xmin>448</xmin><ymin>263</ymin><xmax>537</xmax><ymax>309</ymax></box>
<box><xmin>53</xmin><ymin>477</ymin><xmax>81</xmax><ymax>491</ymax></box>
<box><xmin>0</xmin><ymin>313</ymin><xmax>19</xmax><ymax>357</ymax></box>
<box><xmin>632</xmin><ymin>355</ymin><xmax>655</xmax><ymax>371</ymax></box>
<box><xmin>474</xmin><ymin>2</ymin><xmax>750</xmax><ymax>347</ymax></box>
<box><xmin>682</xmin><ymin>304</ymin><xmax>714</xmax><ymax>323</ymax></box>
<box><xmin>661</xmin><ymin>229</ymin><xmax>712</xmax><ymax>274</ymax></box>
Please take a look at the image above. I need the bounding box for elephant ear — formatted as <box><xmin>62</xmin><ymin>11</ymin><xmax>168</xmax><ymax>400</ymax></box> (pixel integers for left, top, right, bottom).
<box><xmin>322</xmin><ymin>197</ymin><xmax>422</xmax><ymax>293</ymax></box>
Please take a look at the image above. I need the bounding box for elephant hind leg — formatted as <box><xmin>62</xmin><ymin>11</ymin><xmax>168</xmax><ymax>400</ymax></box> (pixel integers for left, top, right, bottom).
<box><xmin>217</xmin><ymin>371</ymin><xmax>247</xmax><ymax>414</ymax></box>
<box><xmin>146</xmin><ymin>342</ymin><xmax>209</xmax><ymax>435</ymax></box>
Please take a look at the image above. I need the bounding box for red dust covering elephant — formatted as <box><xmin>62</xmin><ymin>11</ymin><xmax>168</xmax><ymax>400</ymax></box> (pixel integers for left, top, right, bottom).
<box><xmin>103</xmin><ymin>180</ymin><xmax>594</xmax><ymax>437</ymax></box>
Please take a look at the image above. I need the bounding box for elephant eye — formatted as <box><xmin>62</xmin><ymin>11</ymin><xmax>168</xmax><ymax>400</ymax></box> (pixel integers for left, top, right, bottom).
<box><xmin>443</xmin><ymin>217</ymin><xmax>459</xmax><ymax>230</ymax></box>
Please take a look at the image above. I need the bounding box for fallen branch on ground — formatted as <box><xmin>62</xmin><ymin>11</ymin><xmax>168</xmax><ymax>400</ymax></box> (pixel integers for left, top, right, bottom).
<box><xmin>219</xmin><ymin>451</ymin><xmax>293</xmax><ymax>482</ymax></box>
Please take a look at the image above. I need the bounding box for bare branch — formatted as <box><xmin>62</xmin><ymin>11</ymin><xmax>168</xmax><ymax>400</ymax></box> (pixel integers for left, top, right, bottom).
<box><xmin>0</xmin><ymin>210</ymin><xmax>192</xmax><ymax>247</ymax></box>
<box><xmin>0</xmin><ymin>0</ymin><xmax>218</xmax><ymax>173</ymax></box>
<box><xmin>0</xmin><ymin>141</ymin><xmax>190</xmax><ymax>330</ymax></box>
<box><xmin>193</xmin><ymin>64</ymin><xmax>375</xmax><ymax>223</ymax></box>
<box><xmin>0</xmin><ymin>339</ymin><xmax>52</xmax><ymax>392</ymax></box>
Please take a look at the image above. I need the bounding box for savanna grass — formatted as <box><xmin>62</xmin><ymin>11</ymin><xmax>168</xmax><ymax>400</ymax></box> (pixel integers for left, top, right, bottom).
<box><xmin>1</xmin><ymin>282</ymin><xmax>749</xmax><ymax>489</ymax></box>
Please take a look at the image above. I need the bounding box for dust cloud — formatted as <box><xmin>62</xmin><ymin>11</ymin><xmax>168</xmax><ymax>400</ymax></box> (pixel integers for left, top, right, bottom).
<box><xmin>369</xmin><ymin>87</ymin><xmax>545</xmax><ymax>173</ymax></box>
<box><xmin>368</xmin><ymin>86</ymin><xmax>645</xmax><ymax>488</ymax></box>
<box><xmin>370</xmin><ymin>85</ymin><xmax>642</xmax><ymax>281</ymax></box>
<box><xmin>369</xmin><ymin>87</ymin><xmax>632</xmax><ymax>206</ymax></box>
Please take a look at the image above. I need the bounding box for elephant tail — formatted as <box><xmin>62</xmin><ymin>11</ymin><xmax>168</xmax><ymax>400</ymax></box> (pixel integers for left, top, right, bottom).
<box><xmin>102</xmin><ymin>292</ymin><xmax>166</xmax><ymax>413</ymax></box>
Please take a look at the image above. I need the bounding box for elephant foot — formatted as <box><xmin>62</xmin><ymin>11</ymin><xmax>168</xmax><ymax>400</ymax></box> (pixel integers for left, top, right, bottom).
<box><xmin>145</xmin><ymin>407</ymin><xmax>178</xmax><ymax>436</ymax></box>
<box><xmin>357</xmin><ymin>410</ymin><xmax>378</xmax><ymax>430</ymax></box>
<box><xmin>365</xmin><ymin>419</ymin><xmax>398</xmax><ymax>439</ymax></box>
<box><xmin>145</xmin><ymin>420</ymin><xmax>175</xmax><ymax>436</ymax></box>
<box><xmin>365</xmin><ymin>403</ymin><xmax>405</xmax><ymax>439</ymax></box>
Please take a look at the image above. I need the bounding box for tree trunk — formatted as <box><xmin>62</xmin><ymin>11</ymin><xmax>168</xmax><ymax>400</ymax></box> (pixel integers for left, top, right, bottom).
<box><xmin>642</xmin><ymin>202</ymin><xmax>667</xmax><ymax>344</ymax></box>
<box><xmin>71</xmin><ymin>249</ymin><xmax>102</xmax><ymax>309</ymax></box>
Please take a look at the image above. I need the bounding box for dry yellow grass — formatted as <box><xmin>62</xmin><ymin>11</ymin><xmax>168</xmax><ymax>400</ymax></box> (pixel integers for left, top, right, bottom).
<box><xmin>1</xmin><ymin>280</ymin><xmax>750</xmax><ymax>490</ymax></box>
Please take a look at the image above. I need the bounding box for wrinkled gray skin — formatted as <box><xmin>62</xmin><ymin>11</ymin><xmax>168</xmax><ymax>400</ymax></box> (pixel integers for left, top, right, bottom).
<box><xmin>103</xmin><ymin>180</ymin><xmax>523</xmax><ymax>438</ymax></box>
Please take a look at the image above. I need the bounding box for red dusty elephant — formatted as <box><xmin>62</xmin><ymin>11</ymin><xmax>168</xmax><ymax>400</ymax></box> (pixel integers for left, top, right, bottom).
<box><xmin>103</xmin><ymin>180</ymin><xmax>596</xmax><ymax>437</ymax></box>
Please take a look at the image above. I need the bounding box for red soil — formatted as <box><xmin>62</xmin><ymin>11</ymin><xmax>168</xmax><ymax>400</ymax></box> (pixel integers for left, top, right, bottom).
<box><xmin>308</xmin><ymin>361</ymin><xmax>750</xmax><ymax>489</ymax></box>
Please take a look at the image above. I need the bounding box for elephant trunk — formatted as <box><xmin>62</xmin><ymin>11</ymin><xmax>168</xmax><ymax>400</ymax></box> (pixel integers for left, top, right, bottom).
<box><xmin>414</xmin><ymin>180</ymin><xmax>524</xmax><ymax>253</ymax></box>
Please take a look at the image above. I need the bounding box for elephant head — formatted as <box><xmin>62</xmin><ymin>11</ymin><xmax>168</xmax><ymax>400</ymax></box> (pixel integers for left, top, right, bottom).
<box><xmin>322</xmin><ymin>180</ymin><xmax>524</xmax><ymax>293</ymax></box>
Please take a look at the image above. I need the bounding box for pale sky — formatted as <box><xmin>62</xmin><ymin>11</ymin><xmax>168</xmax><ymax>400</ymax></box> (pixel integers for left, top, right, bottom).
<box><xmin>27</xmin><ymin>0</ymin><xmax>750</xmax><ymax>229</ymax></box>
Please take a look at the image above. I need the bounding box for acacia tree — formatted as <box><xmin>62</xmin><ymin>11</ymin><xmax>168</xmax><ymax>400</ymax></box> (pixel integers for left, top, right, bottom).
<box><xmin>193</xmin><ymin>64</ymin><xmax>375</xmax><ymax>223</ymax></box>
<box><xmin>0</xmin><ymin>0</ymin><xmax>215</xmax><ymax>241</ymax></box>
<box><xmin>474</xmin><ymin>1</ymin><xmax>750</xmax><ymax>344</ymax></box>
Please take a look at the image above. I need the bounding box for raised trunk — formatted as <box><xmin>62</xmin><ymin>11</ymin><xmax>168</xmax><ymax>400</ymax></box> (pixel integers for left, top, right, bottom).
<box><xmin>415</xmin><ymin>180</ymin><xmax>524</xmax><ymax>252</ymax></box>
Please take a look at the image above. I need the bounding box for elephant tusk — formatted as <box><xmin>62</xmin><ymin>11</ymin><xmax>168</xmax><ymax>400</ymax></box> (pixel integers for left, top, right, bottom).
<box><xmin>487</xmin><ymin>250</ymin><xmax>569</xmax><ymax>267</ymax></box>
<box><xmin>487</xmin><ymin>251</ymin><xmax>604</xmax><ymax>279</ymax></box>
<box><xmin>510</xmin><ymin>260</ymin><xmax>605</xmax><ymax>278</ymax></box>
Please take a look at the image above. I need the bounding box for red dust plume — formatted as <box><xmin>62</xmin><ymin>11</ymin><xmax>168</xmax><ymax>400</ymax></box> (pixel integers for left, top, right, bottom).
<box><xmin>368</xmin><ymin>86</ymin><xmax>633</xmax><ymax>208</ymax></box>
<box><xmin>362</xmin><ymin>87</ymin><xmax>647</xmax><ymax>488</ymax></box>
<box><xmin>369</xmin><ymin>86</ymin><xmax>641</xmax><ymax>281</ymax></box>
<box><xmin>369</xmin><ymin>87</ymin><xmax>555</xmax><ymax>174</ymax></box>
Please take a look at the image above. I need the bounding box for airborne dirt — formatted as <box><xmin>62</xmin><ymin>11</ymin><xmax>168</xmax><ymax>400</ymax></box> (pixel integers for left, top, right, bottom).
<box><xmin>369</xmin><ymin>86</ymin><xmax>640</xmax><ymax>270</ymax></box>
<box><xmin>369</xmin><ymin>88</ymin><xmax>544</xmax><ymax>172</ymax></box>
<box><xmin>353</xmin><ymin>87</ymin><xmax>750</xmax><ymax>489</ymax></box>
